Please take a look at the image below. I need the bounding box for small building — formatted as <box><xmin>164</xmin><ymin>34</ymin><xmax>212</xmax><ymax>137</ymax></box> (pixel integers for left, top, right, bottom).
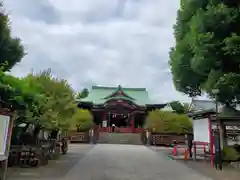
<box><xmin>188</xmin><ymin>99</ymin><xmax>240</xmax><ymax>163</ymax></box>
<box><xmin>77</xmin><ymin>85</ymin><xmax>169</xmax><ymax>133</ymax></box>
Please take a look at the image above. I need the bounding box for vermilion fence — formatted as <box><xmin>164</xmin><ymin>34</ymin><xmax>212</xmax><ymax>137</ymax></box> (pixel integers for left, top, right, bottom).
<box><xmin>99</xmin><ymin>127</ymin><xmax>109</xmax><ymax>132</ymax></box>
<box><xmin>134</xmin><ymin>128</ymin><xmax>144</xmax><ymax>133</ymax></box>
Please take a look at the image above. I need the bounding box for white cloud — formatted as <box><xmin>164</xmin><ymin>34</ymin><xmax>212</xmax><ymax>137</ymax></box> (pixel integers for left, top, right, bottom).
<box><xmin>5</xmin><ymin>0</ymin><xmax>191</xmax><ymax>103</ymax></box>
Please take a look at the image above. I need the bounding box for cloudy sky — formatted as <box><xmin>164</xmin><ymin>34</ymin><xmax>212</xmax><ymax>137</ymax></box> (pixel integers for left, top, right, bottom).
<box><xmin>5</xmin><ymin>0</ymin><xmax>191</xmax><ymax>103</ymax></box>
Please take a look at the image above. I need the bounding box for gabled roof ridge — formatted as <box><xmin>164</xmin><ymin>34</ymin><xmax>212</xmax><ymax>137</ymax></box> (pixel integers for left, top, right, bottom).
<box><xmin>192</xmin><ymin>99</ymin><xmax>215</xmax><ymax>102</ymax></box>
<box><xmin>92</xmin><ymin>85</ymin><xmax>146</xmax><ymax>91</ymax></box>
<box><xmin>103</xmin><ymin>85</ymin><xmax>135</xmax><ymax>100</ymax></box>
<box><xmin>101</xmin><ymin>95</ymin><xmax>135</xmax><ymax>101</ymax></box>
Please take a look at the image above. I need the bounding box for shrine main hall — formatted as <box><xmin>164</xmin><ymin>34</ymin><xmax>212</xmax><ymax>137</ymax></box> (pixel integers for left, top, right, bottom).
<box><xmin>77</xmin><ymin>85</ymin><xmax>170</xmax><ymax>133</ymax></box>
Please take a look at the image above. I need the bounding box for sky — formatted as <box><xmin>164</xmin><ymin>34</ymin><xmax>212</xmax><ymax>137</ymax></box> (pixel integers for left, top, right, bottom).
<box><xmin>5</xmin><ymin>0</ymin><xmax>192</xmax><ymax>103</ymax></box>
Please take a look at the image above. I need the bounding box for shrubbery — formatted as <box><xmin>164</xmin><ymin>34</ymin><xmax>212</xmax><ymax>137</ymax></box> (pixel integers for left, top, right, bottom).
<box><xmin>145</xmin><ymin>110</ymin><xmax>192</xmax><ymax>133</ymax></box>
<box><xmin>222</xmin><ymin>146</ymin><xmax>240</xmax><ymax>161</ymax></box>
<box><xmin>71</xmin><ymin>109</ymin><xmax>93</xmax><ymax>132</ymax></box>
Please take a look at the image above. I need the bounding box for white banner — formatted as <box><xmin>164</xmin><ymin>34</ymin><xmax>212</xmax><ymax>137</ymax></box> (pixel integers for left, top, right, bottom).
<box><xmin>0</xmin><ymin>115</ymin><xmax>10</xmax><ymax>155</ymax></box>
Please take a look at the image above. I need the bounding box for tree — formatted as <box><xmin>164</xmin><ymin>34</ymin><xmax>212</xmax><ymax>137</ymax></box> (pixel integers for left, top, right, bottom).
<box><xmin>0</xmin><ymin>3</ymin><xmax>25</xmax><ymax>71</ymax></box>
<box><xmin>0</xmin><ymin>71</ymin><xmax>42</xmax><ymax>114</ymax></box>
<box><xmin>0</xmin><ymin>71</ymin><xmax>47</xmax><ymax>145</ymax></box>
<box><xmin>71</xmin><ymin>109</ymin><xmax>93</xmax><ymax>132</ymax></box>
<box><xmin>169</xmin><ymin>0</ymin><xmax>240</xmax><ymax>106</ymax></box>
<box><xmin>145</xmin><ymin>110</ymin><xmax>192</xmax><ymax>133</ymax></box>
<box><xmin>170</xmin><ymin>101</ymin><xmax>184</xmax><ymax>113</ymax></box>
<box><xmin>0</xmin><ymin>69</ymin><xmax>82</xmax><ymax>144</ymax></box>
<box><xmin>24</xmin><ymin>69</ymin><xmax>77</xmax><ymax>134</ymax></box>
<box><xmin>76</xmin><ymin>88</ymin><xmax>89</xmax><ymax>99</ymax></box>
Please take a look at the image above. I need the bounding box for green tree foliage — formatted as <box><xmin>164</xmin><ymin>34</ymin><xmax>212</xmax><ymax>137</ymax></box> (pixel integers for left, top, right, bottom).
<box><xmin>145</xmin><ymin>110</ymin><xmax>192</xmax><ymax>133</ymax></box>
<box><xmin>23</xmin><ymin>69</ymin><xmax>77</xmax><ymax>131</ymax></box>
<box><xmin>0</xmin><ymin>71</ymin><xmax>41</xmax><ymax>113</ymax></box>
<box><xmin>0</xmin><ymin>3</ymin><xmax>25</xmax><ymax>71</ymax></box>
<box><xmin>0</xmin><ymin>69</ymin><xmax>79</xmax><ymax>129</ymax></box>
<box><xmin>76</xmin><ymin>88</ymin><xmax>89</xmax><ymax>99</ymax></box>
<box><xmin>170</xmin><ymin>101</ymin><xmax>184</xmax><ymax>113</ymax></box>
<box><xmin>169</xmin><ymin>0</ymin><xmax>240</xmax><ymax>106</ymax></box>
<box><xmin>71</xmin><ymin>109</ymin><xmax>93</xmax><ymax>132</ymax></box>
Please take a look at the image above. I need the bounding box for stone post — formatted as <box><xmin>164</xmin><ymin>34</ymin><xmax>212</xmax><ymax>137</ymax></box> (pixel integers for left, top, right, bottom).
<box><xmin>146</xmin><ymin>130</ymin><xmax>151</xmax><ymax>146</ymax></box>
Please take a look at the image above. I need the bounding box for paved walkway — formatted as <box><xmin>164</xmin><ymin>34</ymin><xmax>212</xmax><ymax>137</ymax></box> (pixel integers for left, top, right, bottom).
<box><xmin>9</xmin><ymin>144</ymin><xmax>212</xmax><ymax>180</ymax></box>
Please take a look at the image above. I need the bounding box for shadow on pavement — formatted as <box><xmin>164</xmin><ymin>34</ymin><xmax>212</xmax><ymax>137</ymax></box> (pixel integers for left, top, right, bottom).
<box><xmin>150</xmin><ymin>146</ymin><xmax>240</xmax><ymax>180</ymax></box>
<box><xmin>7</xmin><ymin>144</ymin><xmax>94</xmax><ymax>180</ymax></box>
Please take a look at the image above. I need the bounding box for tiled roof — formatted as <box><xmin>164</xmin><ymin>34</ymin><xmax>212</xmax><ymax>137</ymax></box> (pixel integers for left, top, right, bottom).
<box><xmin>189</xmin><ymin>99</ymin><xmax>240</xmax><ymax>117</ymax></box>
<box><xmin>79</xmin><ymin>85</ymin><xmax>150</xmax><ymax>106</ymax></box>
<box><xmin>189</xmin><ymin>99</ymin><xmax>221</xmax><ymax>112</ymax></box>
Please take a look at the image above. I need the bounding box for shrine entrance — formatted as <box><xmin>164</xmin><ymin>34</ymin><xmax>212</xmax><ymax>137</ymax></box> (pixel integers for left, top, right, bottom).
<box><xmin>109</xmin><ymin>113</ymin><xmax>129</xmax><ymax>127</ymax></box>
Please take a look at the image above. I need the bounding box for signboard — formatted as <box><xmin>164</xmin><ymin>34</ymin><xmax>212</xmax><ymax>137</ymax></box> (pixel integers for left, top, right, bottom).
<box><xmin>193</xmin><ymin>118</ymin><xmax>210</xmax><ymax>143</ymax></box>
<box><xmin>0</xmin><ymin>115</ymin><xmax>10</xmax><ymax>155</ymax></box>
<box><xmin>102</xmin><ymin>120</ymin><xmax>107</xmax><ymax>127</ymax></box>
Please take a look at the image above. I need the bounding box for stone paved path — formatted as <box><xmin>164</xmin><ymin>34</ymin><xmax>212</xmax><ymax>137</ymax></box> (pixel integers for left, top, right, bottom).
<box><xmin>8</xmin><ymin>144</ymin><xmax>212</xmax><ymax>180</ymax></box>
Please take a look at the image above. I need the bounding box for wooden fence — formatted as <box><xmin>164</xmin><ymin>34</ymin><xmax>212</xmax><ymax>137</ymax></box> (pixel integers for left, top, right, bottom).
<box><xmin>69</xmin><ymin>132</ymin><xmax>90</xmax><ymax>143</ymax></box>
<box><xmin>141</xmin><ymin>132</ymin><xmax>191</xmax><ymax>146</ymax></box>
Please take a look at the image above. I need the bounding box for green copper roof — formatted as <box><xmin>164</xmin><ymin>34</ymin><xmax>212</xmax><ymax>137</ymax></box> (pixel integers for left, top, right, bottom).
<box><xmin>104</xmin><ymin>95</ymin><xmax>133</xmax><ymax>102</ymax></box>
<box><xmin>79</xmin><ymin>85</ymin><xmax>150</xmax><ymax>106</ymax></box>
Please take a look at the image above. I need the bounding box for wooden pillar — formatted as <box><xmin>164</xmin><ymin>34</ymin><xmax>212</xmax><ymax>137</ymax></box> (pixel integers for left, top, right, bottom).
<box><xmin>131</xmin><ymin>115</ymin><xmax>135</xmax><ymax>133</ymax></box>
<box><xmin>107</xmin><ymin>112</ymin><xmax>111</xmax><ymax>133</ymax></box>
<box><xmin>103</xmin><ymin>112</ymin><xmax>106</xmax><ymax>121</ymax></box>
<box><xmin>208</xmin><ymin>117</ymin><xmax>214</xmax><ymax>166</ymax></box>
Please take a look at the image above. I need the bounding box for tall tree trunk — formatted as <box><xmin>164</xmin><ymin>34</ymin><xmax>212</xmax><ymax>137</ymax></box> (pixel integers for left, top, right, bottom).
<box><xmin>33</xmin><ymin>125</ymin><xmax>41</xmax><ymax>146</ymax></box>
<box><xmin>219</xmin><ymin>121</ymin><xmax>227</xmax><ymax>149</ymax></box>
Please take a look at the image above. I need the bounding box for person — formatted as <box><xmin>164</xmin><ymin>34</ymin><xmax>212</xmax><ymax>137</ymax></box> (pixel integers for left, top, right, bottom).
<box><xmin>172</xmin><ymin>140</ymin><xmax>177</xmax><ymax>147</ymax></box>
<box><xmin>112</xmin><ymin>124</ymin><xmax>116</xmax><ymax>133</ymax></box>
<box><xmin>187</xmin><ymin>134</ymin><xmax>193</xmax><ymax>158</ymax></box>
<box><xmin>61</xmin><ymin>137</ymin><xmax>68</xmax><ymax>154</ymax></box>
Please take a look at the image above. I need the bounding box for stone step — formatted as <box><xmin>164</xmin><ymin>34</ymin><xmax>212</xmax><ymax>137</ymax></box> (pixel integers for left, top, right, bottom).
<box><xmin>98</xmin><ymin>132</ymin><xmax>142</xmax><ymax>145</ymax></box>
